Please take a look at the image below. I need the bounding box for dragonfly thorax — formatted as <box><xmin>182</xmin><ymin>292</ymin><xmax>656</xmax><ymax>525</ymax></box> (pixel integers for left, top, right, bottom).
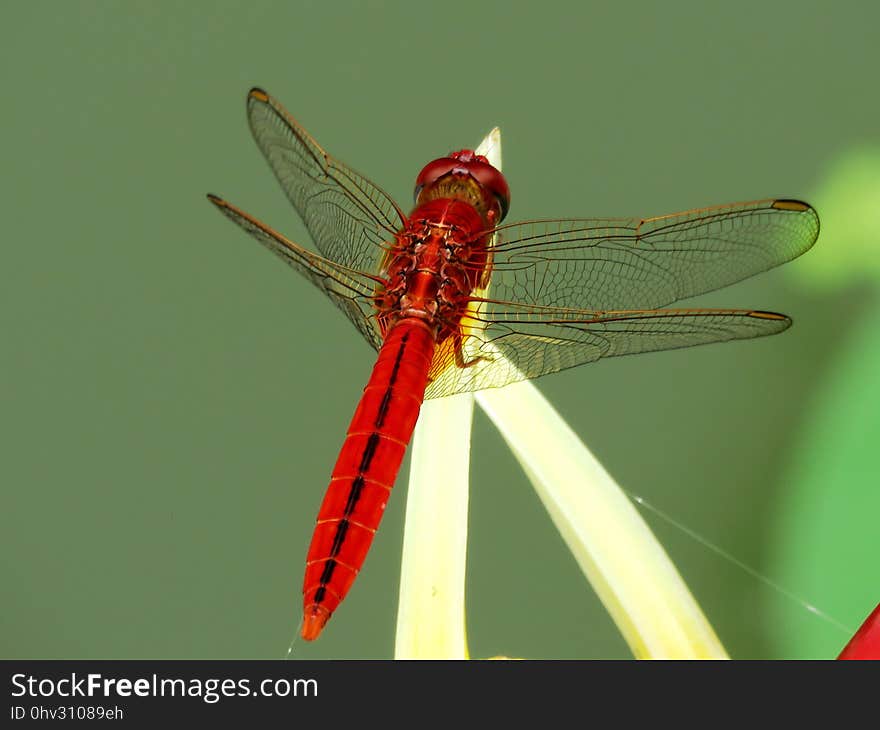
<box><xmin>374</xmin><ymin>199</ymin><xmax>491</xmax><ymax>339</ymax></box>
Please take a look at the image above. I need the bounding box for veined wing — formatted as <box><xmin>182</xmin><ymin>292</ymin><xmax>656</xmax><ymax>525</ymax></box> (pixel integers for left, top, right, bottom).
<box><xmin>246</xmin><ymin>88</ymin><xmax>407</xmax><ymax>273</ymax></box>
<box><xmin>478</xmin><ymin>199</ymin><xmax>819</xmax><ymax>312</ymax></box>
<box><xmin>425</xmin><ymin>303</ymin><xmax>790</xmax><ymax>398</ymax></box>
<box><xmin>207</xmin><ymin>194</ymin><xmax>383</xmax><ymax>350</ymax></box>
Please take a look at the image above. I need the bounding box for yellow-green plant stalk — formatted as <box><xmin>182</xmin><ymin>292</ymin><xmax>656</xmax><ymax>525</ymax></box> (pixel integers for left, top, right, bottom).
<box><xmin>476</xmin><ymin>374</ymin><xmax>726</xmax><ymax>659</ymax></box>
<box><xmin>394</xmin><ymin>390</ymin><xmax>474</xmax><ymax>659</ymax></box>
<box><xmin>393</xmin><ymin>129</ymin><xmax>501</xmax><ymax>660</ymax></box>
<box><xmin>394</xmin><ymin>129</ymin><xmax>726</xmax><ymax>659</ymax></box>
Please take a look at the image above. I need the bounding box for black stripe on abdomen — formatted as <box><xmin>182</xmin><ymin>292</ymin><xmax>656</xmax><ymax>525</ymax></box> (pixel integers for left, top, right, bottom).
<box><xmin>313</xmin><ymin>329</ymin><xmax>412</xmax><ymax>601</ymax></box>
<box><xmin>374</xmin><ymin>330</ymin><xmax>409</xmax><ymax>428</ymax></box>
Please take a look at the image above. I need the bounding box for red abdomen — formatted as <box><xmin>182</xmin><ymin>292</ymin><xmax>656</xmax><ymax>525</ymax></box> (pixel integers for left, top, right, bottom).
<box><xmin>301</xmin><ymin>318</ymin><xmax>436</xmax><ymax>640</ymax></box>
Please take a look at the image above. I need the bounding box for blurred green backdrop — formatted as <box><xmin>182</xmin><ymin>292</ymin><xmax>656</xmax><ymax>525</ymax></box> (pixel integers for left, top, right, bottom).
<box><xmin>2</xmin><ymin>1</ymin><xmax>878</xmax><ymax>659</ymax></box>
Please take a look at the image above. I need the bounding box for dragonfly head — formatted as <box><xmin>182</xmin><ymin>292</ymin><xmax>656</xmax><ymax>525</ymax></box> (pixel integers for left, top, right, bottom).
<box><xmin>414</xmin><ymin>150</ymin><xmax>510</xmax><ymax>224</ymax></box>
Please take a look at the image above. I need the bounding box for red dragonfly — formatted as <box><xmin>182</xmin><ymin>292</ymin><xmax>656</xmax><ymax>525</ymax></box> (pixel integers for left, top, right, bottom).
<box><xmin>207</xmin><ymin>87</ymin><xmax>819</xmax><ymax>641</ymax></box>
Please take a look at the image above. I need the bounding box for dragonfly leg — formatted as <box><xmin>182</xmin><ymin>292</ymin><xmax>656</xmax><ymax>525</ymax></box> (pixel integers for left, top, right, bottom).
<box><xmin>453</xmin><ymin>333</ymin><xmax>487</xmax><ymax>369</ymax></box>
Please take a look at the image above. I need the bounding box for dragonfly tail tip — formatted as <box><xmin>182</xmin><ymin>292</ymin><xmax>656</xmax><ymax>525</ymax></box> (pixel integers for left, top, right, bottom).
<box><xmin>301</xmin><ymin>604</ymin><xmax>331</xmax><ymax>641</ymax></box>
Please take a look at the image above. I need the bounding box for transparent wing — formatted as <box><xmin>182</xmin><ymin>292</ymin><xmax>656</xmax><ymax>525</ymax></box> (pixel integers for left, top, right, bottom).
<box><xmin>218</xmin><ymin>94</ymin><xmax>820</xmax><ymax>398</ymax></box>
<box><xmin>207</xmin><ymin>194</ymin><xmax>383</xmax><ymax>350</ymax></box>
<box><xmin>425</xmin><ymin>304</ymin><xmax>790</xmax><ymax>398</ymax></box>
<box><xmin>479</xmin><ymin>199</ymin><xmax>819</xmax><ymax>311</ymax></box>
<box><xmin>421</xmin><ymin>198</ymin><xmax>817</xmax><ymax>397</ymax></box>
<box><xmin>245</xmin><ymin>87</ymin><xmax>407</xmax><ymax>272</ymax></box>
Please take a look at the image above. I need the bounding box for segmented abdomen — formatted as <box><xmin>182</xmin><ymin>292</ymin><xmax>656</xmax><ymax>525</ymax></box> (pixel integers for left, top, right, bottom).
<box><xmin>301</xmin><ymin>318</ymin><xmax>436</xmax><ymax>640</ymax></box>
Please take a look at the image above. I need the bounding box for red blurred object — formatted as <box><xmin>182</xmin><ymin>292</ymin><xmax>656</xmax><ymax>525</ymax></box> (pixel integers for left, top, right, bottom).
<box><xmin>838</xmin><ymin>603</ymin><xmax>880</xmax><ymax>659</ymax></box>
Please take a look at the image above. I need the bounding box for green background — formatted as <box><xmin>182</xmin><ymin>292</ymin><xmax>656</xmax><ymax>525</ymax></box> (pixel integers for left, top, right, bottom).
<box><xmin>3</xmin><ymin>1</ymin><xmax>878</xmax><ymax>660</ymax></box>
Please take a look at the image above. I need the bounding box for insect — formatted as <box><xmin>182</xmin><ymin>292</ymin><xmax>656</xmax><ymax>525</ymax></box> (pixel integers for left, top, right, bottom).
<box><xmin>207</xmin><ymin>87</ymin><xmax>819</xmax><ymax>641</ymax></box>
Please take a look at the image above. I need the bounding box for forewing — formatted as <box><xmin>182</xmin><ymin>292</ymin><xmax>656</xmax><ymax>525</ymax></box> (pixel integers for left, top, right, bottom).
<box><xmin>207</xmin><ymin>194</ymin><xmax>383</xmax><ymax>350</ymax></box>
<box><xmin>246</xmin><ymin>88</ymin><xmax>407</xmax><ymax>273</ymax></box>
<box><xmin>482</xmin><ymin>199</ymin><xmax>819</xmax><ymax>312</ymax></box>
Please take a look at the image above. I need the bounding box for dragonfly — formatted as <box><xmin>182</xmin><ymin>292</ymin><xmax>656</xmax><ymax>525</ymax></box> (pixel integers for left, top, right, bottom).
<box><xmin>207</xmin><ymin>87</ymin><xmax>820</xmax><ymax>641</ymax></box>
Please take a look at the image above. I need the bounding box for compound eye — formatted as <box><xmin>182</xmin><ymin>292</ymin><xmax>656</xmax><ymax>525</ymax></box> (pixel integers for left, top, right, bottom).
<box><xmin>493</xmin><ymin>192</ymin><xmax>510</xmax><ymax>221</ymax></box>
<box><xmin>413</xmin><ymin>158</ymin><xmax>459</xmax><ymax>203</ymax></box>
<box><xmin>462</xmin><ymin>160</ymin><xmax>510</xmax><ymax>221</ymax></box>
